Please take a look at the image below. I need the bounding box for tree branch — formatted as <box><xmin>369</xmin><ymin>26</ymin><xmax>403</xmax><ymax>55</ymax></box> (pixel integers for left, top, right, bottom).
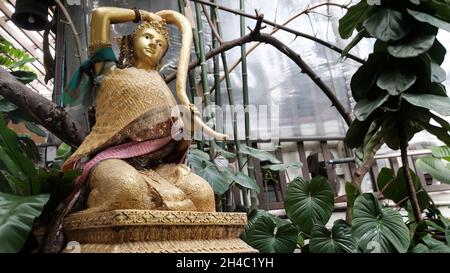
<box><xmin>164</xmin><ymin>15</ymin><xmax>352</xmax><ymax>126</ymax></box>
<box><xmin>205</xmin><ymin>1</ymin><xmax>351</xmax><ymax>96</ymax></box>
<box><xmin>189</xmin><ymin>0</ymin><xmax>364</xmax><ymax>64</ymax></box>
<box><xmin>0</xmin><ymin>67</ymin><xmax>85</xmax><ymax>148</ymax></box>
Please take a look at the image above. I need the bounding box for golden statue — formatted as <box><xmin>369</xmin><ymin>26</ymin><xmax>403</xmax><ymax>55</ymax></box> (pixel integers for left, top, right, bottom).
<box><xmin>59</xmin><ymin>7</ymin><xmax>255</xmax><ymax>253</ymax></box>
<box><xmin>62</xmin><ymin>7</ymin><xmax>227</xmax><ymax>213</ymax></box>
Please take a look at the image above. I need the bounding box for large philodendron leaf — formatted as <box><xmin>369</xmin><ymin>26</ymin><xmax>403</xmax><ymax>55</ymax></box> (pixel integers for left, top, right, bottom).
<box><xmin>363</xmin><ymin>8</ymin><xmax>411</xmax><ymax>42</ymax></box>
<box><xmin>387</xmin><ymin>34</ymin><xmax>435</xmax><ymax>58</ymax></box>
<box><xmin>338</xmin><ymin>1</ymin><xmax>372</xmax><ymax>39</ymax></box>
<box><xmin>429</xmin><ymin>146</ymin><xmax>450</xmax><ymax>161</ymax></box>
<box><xmin>352</xmin><ymin>193</ymin><xmax>411</xmax><ymax>253</ymax></box>
<box><xmin>284</xmin><ymin>176</ymin><xmax>334</xmax><ymax>234</ymax></box>
<box><xmin>407</xmin><ymin>9</ymin><xmax>450</xmax><ymax>32</ymax></box>
<box><xmin>233</xmin><ymin>171</ymin><xmax>260</xmax><ymax>193</ymax></box>
<box><xmin>411</xmin><ymin>234</ymin><xmax>450</xmax><ymax>253</ymax></box>
<box><xmin>416</xmin><ymin>157</ymin><xmax>450</xmax><ymax>184</ymax></box>
<box><xmin>310</xmin><ymin>220</ymin><xmax>358</xmax><ymax>253</ymax></box>
<box><xmin>376</xmin><ymin>69</ymin><xmax>417</xmax><ymax>95</ymax></box>
<box><xmin>402</xmin><ymin>93</ymin><xmax>450</xmax><ymax>116</ymax></box>
<box><xmin>196</xmin><ymin>161</ymin><xmax>230</xmax><ymax>195</ymax></box>
<box><xmin>0</xmin><ymin>192</ymin><xmax>50</xmax><ymax>253</ymax></box>
<box><xmin>240</xmin><ymin>209</ymin><xmax>271</xmax><ymax>241</ymax></box>
<box><xmin>244</xmin><ymin>215</ymin><xmax>298</xmax><ymax>253</ymax></box>
<box><xmin>238</xmin><ymin>145</ymin><xmax>281</xmax><ymax>164</ymax></box>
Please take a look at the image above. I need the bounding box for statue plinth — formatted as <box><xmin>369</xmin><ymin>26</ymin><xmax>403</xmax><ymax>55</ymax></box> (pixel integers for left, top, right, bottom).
<box><xmin>62</xmin><ymin>210</ymin><xmax>257</xmax><ymax>253</ymax></box>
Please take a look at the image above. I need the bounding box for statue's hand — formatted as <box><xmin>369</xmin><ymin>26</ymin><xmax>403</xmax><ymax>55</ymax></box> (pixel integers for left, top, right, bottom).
<box><xmin>141</xmin><ymin>11</ymin><xmax>163</xmax><ymax>22</ymax></box>
<box><xmin>188</xmin><ymin>103</ymin><xmax>201</xmax><ymax>117</ymax></box>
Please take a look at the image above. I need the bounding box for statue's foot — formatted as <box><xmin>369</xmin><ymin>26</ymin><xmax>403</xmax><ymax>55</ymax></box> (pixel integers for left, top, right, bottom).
<box><xmin>155</xmin><ymin>164</ymin><xmax>215</xmax><ymax>212</ymax></box>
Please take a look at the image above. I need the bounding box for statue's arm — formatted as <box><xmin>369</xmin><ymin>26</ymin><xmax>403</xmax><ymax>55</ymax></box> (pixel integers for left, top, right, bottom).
<box><xmin>157</xmin><ymin>10</ymin><xmax>228</xmax><ymax>140</ymax></box>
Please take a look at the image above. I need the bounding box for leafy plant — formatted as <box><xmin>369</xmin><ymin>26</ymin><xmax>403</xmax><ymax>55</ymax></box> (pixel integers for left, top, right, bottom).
<box><xmin>342</xmin><ymin>0</ymin><xmax>450</xmax><ymax>223</ymax></box>
<box><xmin>0</xmin><ymin>115</ymin><xmax>80</xmax><ymax>253</ymax></box>
<box><xmin>0</xmin><ymin>35</ymin><xmax>43</xmax><ymax>137</ymax></box>
<box><xmin>242</xmin><ymin>176</ymin><xmax>413</xmax><ymax>253</ymax></box>
<box><xmin>416</xmin><ymin>145</ymin><xmax>450</xmax><ymax>184</ymax></box>
<box><xmin>187</xmin><ymin>148</ymin><xmax>259</xmax><ymax>196</ymax></box>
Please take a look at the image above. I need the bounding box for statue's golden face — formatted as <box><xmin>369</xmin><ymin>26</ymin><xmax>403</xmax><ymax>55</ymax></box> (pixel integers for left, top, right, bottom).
<box><xmin>133</xmin><ymin>27</ymin><xmax>168</xmax><ymax>69</ymax></box>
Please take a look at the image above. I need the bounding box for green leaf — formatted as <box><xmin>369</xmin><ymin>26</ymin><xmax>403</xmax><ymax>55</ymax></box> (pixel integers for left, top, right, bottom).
<box><xmin>354</xmin><ymin>95</ymin><xmax>389</xmax><ymax>121</ymax></box>
<box><xmin>387</xmin><ymin>34</ymin><xmax>435</xmax><ymax>58</ymax></box>
<box><xmin>416</xmin><ymin>157</ymin><xmax>450</xmax><ymax>184</ymax></box>
<box><xmin>350</xmin><ymin>53</ymin><xmax>385</xmax><ymax>101</ymax></box>
<box><xmin>0</xmin><ymin>192</ymin><xmax>50</xmax><ymax>253</ymax></box>
<box><xmin>411</xmin><ymin>234</ymin><xmax>450</xmax><ymax>253</ymax></box>
<box><xmin>429</xmin><ymin>145</ymin><xmax>450</xmax><ymax>161</ymax></box>
<box><xmin>345</xmin><ymin>182</ymin><xmax>361</xmax><ymax>219</ymax></box>
<box><xmin>284</xmin><ymin>176</ymin><xmax>334</xmax><ymax>234</ymax></box>
<box><xmin>377</xmin><ymin>167</ymin><xmax>431</xmax><ymax>211</ymax></box>
<box><xmin>342</xmin><ymin>29</ymin><xmax>366</xmax><ymax>58</ymax></box>
<box><xmin>310</xmin><ymin>220</ymin><xmax>358</xmax><ymax>253</ymax></box>
<box><xmin>428</xmin><ymin>39</ymin><xmax>447</xmax><ymax>65</ymax></box>
<box><xmin>244</xmin><ymin>215</ymin><xmax>298</xmax><ymax>253</ymax></box>
<box><xmin>429</xmin><ymin>83</ymin><xmax>447</xmax><ymax>96</ymax></box>
<box><xmin>238</xmin><ymin>145</ymin><xmax>281</xmax><ymax>164</ymax></box>
<box><xmin>362</xmin><ymin>120</ymin><xmax>383</xmax><ymax>162</ymax></box>
<box><xmin>7</xmin><ymin>57</ymin><xmax>36</xmax><ymax>69</ymax></box>
<box><xmin>233</xmin><ymin>171</ymin><xmax>260</xmax><ymax>193</ymax></box>
<box><xmin>0</xmin><ymin>147</ymin><xmax>22</xmax><ymax>180</ymax></box>
<box><xmin>407</xmin><ymin>9</ymin><xmax>450</xmax><ymax>32</ymax></box>
<box><xmin>9</xmin><ymin>70</ymin><xmax>37</xmax><ymax>85</ymax></box>
<box><xmin>430</xmin><ymin>60</ymin><xmax>446</xmax><ymax>83</ymax></box>
<box><xmin>0</xmin><ymin>99</ymin><xmax>18</xmax><ymax>112</ymax></box>
<box><xmin>363</xmin><ymin>8</ymin><xmax>411</xmax><ymax>42</ymax></box>
<box><xmin>187</xmin><ymin>149</ymin><xmax>210</xmax><ymax>172</ymax></box>
<box><xmin>240</xmin><ymin>209</ymin><xmax>271</xmax><ymax>241</ymax></box>
<box><xmin>376</xmin><ymin>69</ymin><xmax>417</xmax><ymax>95</ymax></box>
<box><xmin>211</xmin><ymin>143</ymin><xmax>236</xmax><ymax>159</ymax></box>
<box><xmin>402</xmin><ymin>93</ymin><xmax>450</xmax><ymax>116</ymax></box>
<box><xmin>261</xmin><ymin>162</ymin><xmax>302</xmax><ymax>171</ymax></box>
<box><xmin>338</xmin><ymin>1</ymin><xmax>372</xmax><ymax>39</ymax></box>
<box><xmin>196</xmin><ymin>161</ymin><xmax>230</xmax><ymax>195</ymax></box>
<box><xmin>0</xmin><ymin>115</ymin><xmax>38</xmax><ymax>194</ymax></box>
<box><xmin>352</xmin><ymin>193</ymin><xmax>411</xmax><ymax>253</ymax></box>
<box><xmin>425</xmin><ymin>0</ymin><xmax>450</xmax><ymax>21</ymax></box>
<box><xmin>17</xmin><ymin>136</ymin><xmax>40</xmax><ymax>164</ymax></box>
<box><xmin>56</xmin><ymin>143</ymin><xmax>71</xmax><ymax>159</ymax></box>
<box><xmin>446</xmin><ymin>222</ymin><xmax>450</xmax><ymax>246</ymax></box>
<box><xmin>24</xmin><ymin>122</ymin><xmax>46</xmax><ymax>137</ymax></box>
<box><xmin>345</xmin><ymin>118</ymin><xmax>376</xmax><ymax>148</ymax></box>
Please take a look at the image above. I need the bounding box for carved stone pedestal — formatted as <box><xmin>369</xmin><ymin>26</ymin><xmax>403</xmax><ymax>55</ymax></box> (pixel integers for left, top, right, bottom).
<box><xmin>62</xmin><ymin>210</ymin><xmax>257</xmax><ymax>253</ymax></box>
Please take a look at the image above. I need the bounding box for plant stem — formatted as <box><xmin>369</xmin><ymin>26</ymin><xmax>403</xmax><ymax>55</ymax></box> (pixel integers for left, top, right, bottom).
<box><xmin>399</xmin><ymin>123</ymin><xmax>422</xmax><ymax>222</ymax></box>
<box><xmin>210</xmin><ymin>2</ymin><xmax>224</xmax><ymax>149</ymax></box>
<box><xmin>239</xmin><ymin>0</ymin><xmax>251</xmax><ymax>208</ymax></box>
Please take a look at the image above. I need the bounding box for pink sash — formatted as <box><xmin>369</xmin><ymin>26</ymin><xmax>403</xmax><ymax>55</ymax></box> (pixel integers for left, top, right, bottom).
<box><xmin>75</xmin><ymin>134</ymin><xmax>178</xmax><ymax>186</ymax></box>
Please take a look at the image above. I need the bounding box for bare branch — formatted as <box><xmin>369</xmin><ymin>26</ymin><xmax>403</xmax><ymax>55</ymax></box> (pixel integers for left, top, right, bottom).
<box><xmin>0</xmin><ymin>67</ymin><xmax>85</xmax><ymax>148</ymax></box>
<box><xmin>164</xmin><ymin>17</ymin><xmax>353</xmax><ymax>126</ymax></box>
<box><xmin>201</xmin><ymin>4</ymin><xmax>224</xmax><ymax>44</ymax></box>
<box><xmin>189</xmin><ymin>0</ymin><xmax>363</xmax><ymax>63</ymax></box>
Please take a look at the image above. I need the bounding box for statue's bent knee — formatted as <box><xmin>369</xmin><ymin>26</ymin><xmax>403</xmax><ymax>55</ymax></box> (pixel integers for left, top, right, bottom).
<box><xmin>87</xmin><ymin>159</ymin><xmax>162</xmax><ymax>211</ymax></box>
